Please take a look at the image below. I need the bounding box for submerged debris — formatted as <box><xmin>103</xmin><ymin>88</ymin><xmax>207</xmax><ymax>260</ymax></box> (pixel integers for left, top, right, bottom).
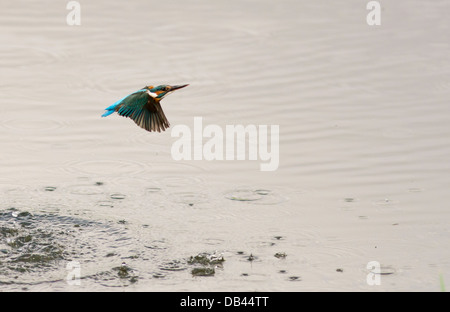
<box><xmin>188</xmin><ymin>252</ymin><xmax>225</xmax><ymax>266</ymax></box>
<box><xmin>0</xmin><ymin>209</ymin><xmax>140</xmax><ymax>287</ymax></box>
<box><xmin>191</xmin><ymin>267</ymin><xmax>215</xmax><ymax>277</ymax></box>
<box><xmin>112</xmin><ymin>262</ymin><xmax>138</xmax><ymax>283</ymax></box>
<box><xmin>188</xmin><ymin>252</ymin><xmax>224</xmax><ymax>277</ymax></box>
<box><xmin>274</xmin><ymin>252</ymin><xmax>287</xmax><ymax>259</ymax></box>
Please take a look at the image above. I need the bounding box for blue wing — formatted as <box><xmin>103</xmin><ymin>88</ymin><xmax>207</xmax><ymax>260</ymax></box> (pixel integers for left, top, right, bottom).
<box><xmin>102</xmin><ymin>89</ymin><xmax>170</xmax><ymax>132</ymax></box>
<box><xmin>101</xmin><ymin>89</ymin><xmax>146</xmax><ymax>117</ymax></box>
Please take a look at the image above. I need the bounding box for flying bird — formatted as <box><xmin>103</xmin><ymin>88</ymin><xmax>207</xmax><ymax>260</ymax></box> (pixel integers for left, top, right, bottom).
<box><xmin>101</xmin><ymin>84</ymin><xmax>189</xmax><ymax>132</ymax></box>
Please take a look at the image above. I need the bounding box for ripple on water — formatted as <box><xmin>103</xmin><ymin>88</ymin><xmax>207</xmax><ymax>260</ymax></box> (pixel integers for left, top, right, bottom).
<box><xmin>0</xmin><ymin>45</ymin><xmax>62</xmax><ymax>68</ymax></box>
<box><xmin>158</xmin><ymin>260</ymin><xmax>187</xmax><ymax>272</ymax></box>
<box><xmin>1</xmin><ymin>118</ymin><xmax>69</xmax><ymax>133</ymax></box>
<box><xmin>339</xmin><ymin>197</ymin><xmax>359</xmax><ymax>211</ymax></box>
<box><xmin>65</xmin><ymin>66</ymin><xmax>152</xmax><ymax>95</ymax></box>
<box><xmin>372</xmin><ymin>198</ymin><xmax>400</xmax><ymax>209</ymax></box>
<box><xmin>408</xmin><ymin>187</ymin><xmax>424</xmax><ymax>193</ymax></box>
<box><xmin>0</xmin><ymin>209</ymin><xmax>152</xmax><ymax>288</ymax></box>
<box><xmin>225</xmin><ymin>189</ymin><xmax>263</xmax><ymax>202</ymax></box>
<box><xmin>64</xmin><ymin>184</ymin><xmax>105</xmax><ymax>196</ymax></box>
<box><xmin>148</xmin><ymin>162</ymin><xmax>208</xmax><ymax>175</ymax></box>
<box><xmin>367</xmin><ymin>264</ymin><xmax>396</xmax><ymax>275</ymax></box>
<box><xmin>96</xmin><ymin>200</ymin><xmax>114</xmax><ymax>208</ymax></box>
<box><xmin>110</xmin><ymin>193</ymin><xmax>126</xmax><ymax>200</ymax></box>
<box><xmin>144</xmin><ymin>239</ymin><xmax>168</xmax><ymax>251</ymax></box>
<box><xmin>224</xmin><ymin>188</ymin><xmax>287</xmax><ymax>205</ymax></box>
<box><xmin>159</xmin><ymin>176</ymin><xmax>204</xmax><ymax>188</ymax></box>
<box><xmin>0</xmin><ymin>184</ymin><xmax>31</xmax><ymax>196</ymax></box>
<box><xmin>62</xmin><ymin>159</ymin><xmax>150</xmax><ymax>177</ymax></box>
<box><xmin>169</xmin><ymin>191</ymin><xmax>209</xmax><ymax>206</ymax></box>
<box><xmin>146</xmin><ymin>187</ymin><xmax>162</xmax><ymax>193</ymax></box>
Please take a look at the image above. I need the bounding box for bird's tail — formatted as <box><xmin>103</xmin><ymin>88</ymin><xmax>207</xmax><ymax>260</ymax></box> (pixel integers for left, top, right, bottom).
<box><xmin>101</xmin><ymin>103</ymin><xmax>119</xmax><ymax>117</ymax></box>
<box><xmin>101</xmin><ymin>109</ymin><xmax>115</xmax><ymax>117</ymax></box>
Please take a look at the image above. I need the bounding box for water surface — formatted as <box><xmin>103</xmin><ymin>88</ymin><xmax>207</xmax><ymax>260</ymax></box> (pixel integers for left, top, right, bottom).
<box><xmin>1</xmin><ymin>0</ymin><xmax>450</xmax><ymax>291</ymax></box>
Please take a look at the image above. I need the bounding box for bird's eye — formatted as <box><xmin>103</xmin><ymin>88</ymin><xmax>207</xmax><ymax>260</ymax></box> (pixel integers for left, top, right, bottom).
<box><xmin>165</xmin><ymin>86</ymin><xmax>171</xmax><ymax>91</ymax></box>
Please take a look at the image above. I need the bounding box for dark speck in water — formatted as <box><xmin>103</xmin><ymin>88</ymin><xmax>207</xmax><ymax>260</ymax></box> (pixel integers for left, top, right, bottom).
<box><xmin>255</xmin><ymin>189</ymin><xmax>270</xmax><ymax>196</ymax></box>
<box><xmin>188</xmin><ymin>253</ymin><xmax>225</xmax><ymax>266</ymax></box>
<box><xmin>274</xmin><ymin>252</ymin><xmax>287</xmax><ymax>259</ymax></box>
<box><xmin>191</xmin><ymin>267</ymin><xmax>215</xmax><ymax>276</ymax></box>
<box><xmin>152</xmin><ymin>272</ymin><xmax>165</xmax><ymax>279</ymax></box>
<box><xmin>112</xmin><ymin>263</ymin><xmax>138</xmax><ymax>283</ymax></box>
<box><xmin>110</xmin><ymin>193</ymin><xmax>126</xmax><ymax>200</ymax></box>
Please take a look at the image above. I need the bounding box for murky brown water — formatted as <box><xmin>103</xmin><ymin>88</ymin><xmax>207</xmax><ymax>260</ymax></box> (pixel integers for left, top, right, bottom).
<box><xmin>1</xmin><ymin>0</ymin><xmax>449</xmax><ymax>291</ymax></box>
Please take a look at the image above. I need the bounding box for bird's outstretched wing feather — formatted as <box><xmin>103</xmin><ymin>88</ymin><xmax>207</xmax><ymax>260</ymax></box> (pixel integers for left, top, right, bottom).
<box><xmin>115</xmin><ymin>91</ymin><xmax>170</xmax><ymax>132</ymax></box>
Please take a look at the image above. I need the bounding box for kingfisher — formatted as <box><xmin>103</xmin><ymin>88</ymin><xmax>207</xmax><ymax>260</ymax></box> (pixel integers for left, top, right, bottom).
<box><xmin>101</xmin><ymin>84</ymin><xmax>189</xmax><ymax>132</ymax></box>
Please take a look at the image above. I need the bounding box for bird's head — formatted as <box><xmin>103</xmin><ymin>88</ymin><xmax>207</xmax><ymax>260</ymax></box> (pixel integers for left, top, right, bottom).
<box><xmin>144</xmin><ymin>84</ymin><xmax>189</xmax><ymax>100</ymax></box>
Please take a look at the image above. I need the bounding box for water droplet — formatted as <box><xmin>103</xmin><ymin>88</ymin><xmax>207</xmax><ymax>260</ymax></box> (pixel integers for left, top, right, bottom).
<box><xmin>225</xmin><ymin>189</ymin><xmax>262</xmax><ymax>201</ymax></box>
<box><xmin>110</xmin><ymin>193</ymin><xmax>126</xmax><ymax>200</ymax></box>
<box><xmin>373</xmin><ymin>198</ymin><xmax>400</xmax><ymax>208</ymax></box>
<box><xmin>146</xmin><ymin>187</ymin><xmax>162</xmax><ymax>193</ymax></box>
<box><xmin>224</xmin><ymin>188</ymin><xmax>287</xmax><ymax>205</ymax></box>
<box><xmin>255</xmin><ymin>189</ymin><xmax>270</xmax><ymax>196</ymax></box>
<box><xmin>408</xmin><ymin>187</ymin><xmax>423</xmax><ymax>193</ymax></box>
<box><xmin>97</xmin><ymin>201</ymin><xmax>114</xmax><ymax>208</ymax></box>
<box><xmin>274</xmin><ymin>252</ymin><xmax>287</xmax><ymax>259</ymax></box>
<box><xmin>170</xmin><ymin>192</ymin><xmax>208</xmax><ymax>205</ymax></box>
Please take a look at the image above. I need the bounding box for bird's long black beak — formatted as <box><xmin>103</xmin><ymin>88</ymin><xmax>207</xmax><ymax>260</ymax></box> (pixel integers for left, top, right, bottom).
<box><xmin>171</xmin><ymin>84</ymin><xmax>189</xmax><ymax>91</ymax></box>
